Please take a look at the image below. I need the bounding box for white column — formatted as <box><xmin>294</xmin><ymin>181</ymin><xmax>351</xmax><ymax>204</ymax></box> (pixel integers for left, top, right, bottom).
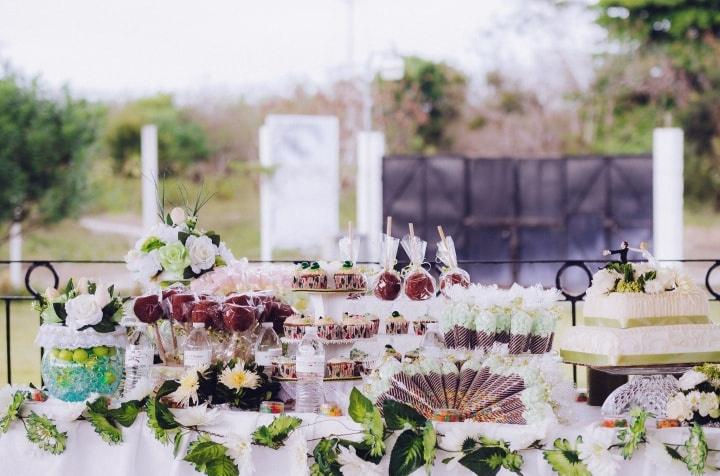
<box><xmin>356</xmin><ymin>131</ymin><xmax>385</xmax><ymax>259</ymax></box>
<box><xmin>8</xmin><ymin>221</ymin><xmax>22</xmax><ymax>289</ymax></box>
<box><xmin>653</xmin><ymin>127</ymin><xmax>684</xmax><ymax>261</ymax></box>
<box><xmin>141</xmin><ymin>125</ymin><xmax>159</xmax><ymax>230</ymax></box>
<box><xmin>259</xmin><ymin>125</ymin><xmax>272</xmax><ymax>261</ymax></box>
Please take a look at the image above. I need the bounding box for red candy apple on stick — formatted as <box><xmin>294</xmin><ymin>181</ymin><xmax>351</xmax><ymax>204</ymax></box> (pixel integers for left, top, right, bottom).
<box><xmin>401</xmin><ymin>223</ymin><xmax>436</xmax><ymax>301</ymax></box>
<box><xmin>133</xmin><ymin>293</ymin><xmax>168</xmax><ymax>363</ymax></box>
<box><xmin>374</xmin><ymin>216</ymin><xmax>402</xmax><ymax>301</ymax></box>
<box><xmin>436</xmin><ymin>226</ymin><xmax>470</xmax><ymax>297</ymax></box>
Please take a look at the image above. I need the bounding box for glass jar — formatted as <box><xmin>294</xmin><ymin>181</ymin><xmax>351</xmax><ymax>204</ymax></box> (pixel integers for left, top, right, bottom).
<box><xmin>41</xmin><ymin>346</ymin><xmax>125</xmax><ymax>402</ymax></box>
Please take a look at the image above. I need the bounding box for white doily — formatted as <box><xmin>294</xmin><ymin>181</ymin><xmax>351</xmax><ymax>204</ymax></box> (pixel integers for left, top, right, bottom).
<box><xmin>35</xmin><ymin>324</ymin><xmax>128</xmax><ymax>350</ymax></box>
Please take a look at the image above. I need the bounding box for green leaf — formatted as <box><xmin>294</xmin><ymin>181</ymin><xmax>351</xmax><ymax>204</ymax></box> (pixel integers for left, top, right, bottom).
<box><xmin>108</xmin><ymin>400</ymin><xmax>142</xmax><ymax>427</ymax></box>
<box><xmin>542</xmin><ymin>437</ymin><xmax>591</xmax><ymax>476</ymax></box>
<box><xmin>348</xmin><ymin>388</ymin><xmax>375</xmax><ymax>424</ymax></box>
<box><xmin>206</xmin><ymin>457</ymin><xmax>239</xmax><ymax>476</ymax></box>
<box><xmin>141</xmin><ymin>236</ymin><xmax>166</xmax><ymax>253</ymax></box>
<box><xmin>206</xmin><ymin>231</ymin><xmax>221</xmax><ymax>247</ymax></box>
<box><xmin>184</xmin><ymin>438</ymin><xmax>227</xmax><ymax>465</ymax></box>
<box><xmin>178</xmin><ymin>231</ymin><xmax>191</xmax><ymax>245</ymax></box>
<box><xmin>251</xmin><ymin>415</ymin><xmax>303</xmax><ymax>449</ymax></box>
<box><xmin>52</xmin><ymin>302</ymin><xmax>67</xmax><ymax>322</ymax></box>
<box><xmin>86</xmin><ymin>410</ymin><xmax>122</xmax><ymax>444</ymax></box>
<box><xmin>156</xmin><ymin>379</ymin><xmax>180</xmax><ymax>399</ymax></box>
<box><xmin>312</xmin><ymin>438</ymin><xmax>343</xmax><ymax>476</ymax></box>
<box><xmin>422</xmin><ymin>421</ymin><xmax>437</xmax><ymax>474</ymax></box>
<box><xmin>0</xmin><ymin>391</ymin><xmax>27</xmax><ymax>433</ymax></box>
<box><xmin>389</xmin><ymin>429</ymin><xmax>424</xmax><ymax>476</ymax></box>
<box><xmin>173</xmin><ymin>430</ymin><xmax>187</xmax><ymax>458</ymax></box>
<box><xmin>146</xmin><ymin>399</ymin><xmax>177</xmax><ymax>444</ymax></box>
<box><xmin>383</xmin><ymin>400</ymin><xmax>426</xmax><ymax>430</ymax></box>
<box><xmin>459</xmin><ymin>446</ymin><xmax>507</xmax><ymax>476</ymax></box>
<box><xmin>25</xmin><ymin>412</ymin><xmax>67</xmax><ymax>454</ymax></box>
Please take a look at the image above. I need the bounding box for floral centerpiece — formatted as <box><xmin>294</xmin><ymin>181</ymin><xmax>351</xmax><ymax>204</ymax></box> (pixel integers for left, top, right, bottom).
<box><xmin>125</xmin><ymin>188</ymin><xmax>234</xmax><ymax>287</ymax></box>
<box><xmin>666</xmin><ymin>364</ymin><xmax>720</xmax><ymax>425</ymax></box>
<box><xmin>34</xmin><ymin>278</ymin><xmax>128</xmax><ymax>402</ymax></box>
<box><xmin>586</xmin><ymin>261</ymin><xmax>692</xmax><ymax>296</ymax></box>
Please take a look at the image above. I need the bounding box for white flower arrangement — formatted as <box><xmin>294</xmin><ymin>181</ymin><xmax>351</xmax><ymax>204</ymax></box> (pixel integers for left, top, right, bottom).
<box><xmin>125</xmin><ymin>191</ymin><xmax>235</xmax><ymax>285</ymax></box>
<box><xmin>586</xmin><ymin>260</ymin><xmax>695</xmax><ymax>296</ymax></box>
<box><xmin>667</xmin><ymin>364</ymin><xmax>720</xmax><ymax>422</ymax></box>
<box><xmin>577</xmin><ymin>426</ymin><xmax>622</xmax><ymax>476</ymax></box>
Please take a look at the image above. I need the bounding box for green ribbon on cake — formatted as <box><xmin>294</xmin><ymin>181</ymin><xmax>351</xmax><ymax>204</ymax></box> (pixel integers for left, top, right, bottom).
<box><xmin>560</xmin><ymin>349</ymin><xmax>720</xmax><ymax>367</ymax></box>
<box><xmin>583</xmin><ymin>315</ymin><xmax>709</xmax><ymax>328</ymax></box>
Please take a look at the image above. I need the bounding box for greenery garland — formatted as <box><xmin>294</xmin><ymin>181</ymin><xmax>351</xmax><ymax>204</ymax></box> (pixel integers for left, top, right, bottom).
<box><xmin>0</xmin><ymin>386</ymin><xmax>715</xmax><ymax>476</ymax></box>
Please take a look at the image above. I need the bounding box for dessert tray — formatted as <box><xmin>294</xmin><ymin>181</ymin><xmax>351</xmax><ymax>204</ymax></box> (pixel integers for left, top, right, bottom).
<box><xmin>291</xmin><ymin>288</ymin><xmax>366</xmax><ymax>294</ymax></box>
<box><xmin>272</xmin><ymin>375</ymin><xmax>362</xmax><ymax>382</ymax></box>
<box><xmin>281</xmin><ymin>336</ymin><xmax>377</xmax><ymax>345</ymax></box>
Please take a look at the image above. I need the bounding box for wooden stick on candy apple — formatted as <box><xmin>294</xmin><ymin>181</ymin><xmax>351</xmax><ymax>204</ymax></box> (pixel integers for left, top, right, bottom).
<box><xmin>133</xmin><ymin>294</ymin><xmax>168</xmax><ymax>364</ymax></box>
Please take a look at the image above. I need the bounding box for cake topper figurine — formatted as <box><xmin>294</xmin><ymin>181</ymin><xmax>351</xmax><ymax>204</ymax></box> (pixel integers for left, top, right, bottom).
<box><xmin>602</xmin><ymin>241</ymin><xmax>652</xmax><ymax>264</ymax></box>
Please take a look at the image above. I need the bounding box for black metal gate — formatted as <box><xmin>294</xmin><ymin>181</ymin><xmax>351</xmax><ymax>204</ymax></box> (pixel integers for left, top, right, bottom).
<box><xmin>382</xmin><ymin>155</ymin><xmax>652</xmax><ymax>286</ymax></box>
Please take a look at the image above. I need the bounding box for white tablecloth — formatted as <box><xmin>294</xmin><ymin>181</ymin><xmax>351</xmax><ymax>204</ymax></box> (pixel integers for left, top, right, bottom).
<box><xmin>1</xmin><ymin>402</ymin><xmax>717</xmax><ymax>476</ymax></box>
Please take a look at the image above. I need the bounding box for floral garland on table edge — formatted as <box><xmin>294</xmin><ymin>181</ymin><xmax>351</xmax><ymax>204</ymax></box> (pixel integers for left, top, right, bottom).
<box><xmin>125</xmin><ymin>186</ymin><xmax>235</xmax><ymax>285</ymax></box>
<box><xmin>0</xmin><ymin>384</ymin><xmax>715</xmax><ymax>476</ymax></box>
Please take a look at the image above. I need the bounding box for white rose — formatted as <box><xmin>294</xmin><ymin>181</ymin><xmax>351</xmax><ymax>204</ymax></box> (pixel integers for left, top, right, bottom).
<box><xmin>698</xmin><ymin>392</ymin><xmax>719</xmax><ymax>417</ymax></box>
<box><xmin>666</xmin><ymin>393</ymin><xmax>693</xmax><ymax>421</ymax></box>
<box><xmin>217</xmin><ymin>242</ymin><xmax>235</xmax><ymax>265</ymax></box>
<box><xmin>679</xmin><ymin>370</ymin><xmax>708</xmax><ymax>391</ymax></box>
<box><xmin>655</xmin><ymin>268</ymin><xmax>677</xmax><ymax>290</ymax></box>
<box><xmin>76</xmin><ymin>277</ymin><xmax>90</xmax><ymax>294</ymax></box>
<box><xmin>687</xmin><ymin>390</ymin><xmax>702</xmax><ymax>410</ymax></box>
<box><xmin>644</xmin><ymin>279</ymin><xmax>663</xmax><ymax>294</ymax></box>
<box><xmin>632</xmin><ymin>262</ymin><xmax>653</xmax><ymax>278</ymax></box>
<box><xmin>94</xmin><ymin>284</ymin><xmax>112</xmax><ymax>308</ymax></box>
<box><xmin>170</xmin><ymin>207</ymin><xmax>187</xmax><ymax>225</ymax></box>
<box><xmin>147</xmin><ymin>223</ymin><xmax>180</xmax><ymax>246</ymax></box>
<box><xmin>125</xmin><ymin>249</ymin><xmax>162</xmax><ymax>281</ymax></box>
<box><xmin>586</xmin><ymin>269</ymin><xmax>620</xmax><ymax>296</ymax></box>
<box><xmin>186</xmin><ymin>235</ymin><xmax>218</xmax><ymax>274</ymax></box>
<box><xmin>65</xmin><ymin>294</ymin><xmax>104</xmax><ymax>330</ymax></box>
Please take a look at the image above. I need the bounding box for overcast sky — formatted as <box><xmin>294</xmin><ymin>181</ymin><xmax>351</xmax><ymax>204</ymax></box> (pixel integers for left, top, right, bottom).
<box><xmin>0</xmin><ymin>0</ymin><xmax>602</xmax><ymax>100</ymax></box>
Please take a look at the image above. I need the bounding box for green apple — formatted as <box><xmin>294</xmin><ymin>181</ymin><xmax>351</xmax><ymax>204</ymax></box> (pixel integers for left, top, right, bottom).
<box><xmin>72</xmin><ymin>348</ymin><xmax>89</xmax><ymax>363</ymax></box>
<box><xmin>108</xmin><ymin>347</ymin><xmax>117</xmax><ymax>356</ymax></box>
<box><xmin>51</xmin><ymin>348</ymin><xmax>61</xmax><ymax>358</ymax></box>
<box><xmin>58</xmin><ymin>349</ymin><xmax>74</xmax><ymax>361</ymax></box>
<box><xmin>92</xmin><ymin>346</ymin><xmax>109</xmax><ymax>357</ymax></box>
<box><xmin>104</xmin><ymin>372</ymin><xmax>116</xmax><ymax>384</ymax></box>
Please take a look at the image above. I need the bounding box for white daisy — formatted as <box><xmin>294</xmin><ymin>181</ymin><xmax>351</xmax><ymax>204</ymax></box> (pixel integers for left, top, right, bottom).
<box><xmin>169</xmin><ymin>365</ymin><xmax>207</xmax><ymax>407</ymax></box>
<box><xmin>221</xmin><ymin>432</ymin><xmax>254</xmax><ymax>476</ymax></box>
<box><xmin>171</xmin><ymin>403</ymin><xmax>219</xmax><ymax>427</ymax></box>
<box><xmin>337</xmin><ymin>445</ymin><xmax>383</xmax><ymax>476</ymax></box>
<box><xmin>286</xmin><ymin>430</ymin><xmax>309</xmax><ymax>476</ymax></box>
<box><xmin>666</xmin><ymin>393</ymin><xmax>694</xmax><ymax>421</ymax></box>
<box><xmin>219</xmin><ymin>364</ymin><xmax>260</xmax><ymax>391</ymax></box>
<box><xmin>577</xmin><ymin>426</ymin><xmax>622</xmax><ymax>476</ymax></box>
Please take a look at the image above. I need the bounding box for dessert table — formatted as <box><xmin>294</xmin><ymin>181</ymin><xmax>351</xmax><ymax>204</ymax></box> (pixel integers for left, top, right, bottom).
<box><xmin>0</xmin><ymin>401</ymin><xmax>712</xmax><ymax>476</ymax></box>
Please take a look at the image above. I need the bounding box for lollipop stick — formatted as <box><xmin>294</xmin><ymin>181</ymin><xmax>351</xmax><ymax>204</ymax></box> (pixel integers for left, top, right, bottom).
<box><xmin>152</xmin><ymin>322</ymin><xmax>168</xmax><ymax>364</ymax></box>
<box><xmin>437</xmin><ymin>225</ymin><xmax>448</xmax><ymax>249</ymax></box>
<box><xmin>408</xmin><ymin>222</ymin><xmax>416</xmax><ymax>261</ymax></box>
<box><xmin>386</xmin><ymin>216</ymin><xmax>392</xmax><ymax>237</ymax></box>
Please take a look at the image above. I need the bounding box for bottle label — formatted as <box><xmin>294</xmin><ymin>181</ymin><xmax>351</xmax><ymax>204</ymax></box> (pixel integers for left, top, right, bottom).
<box><xmin>256</xmin><ymin>348</ymin><xmax>282</xmax><ymax>366</ymax></box>
<box><xmin>184</xmin><ymin>350</ymin><xmax>212</xmax><ymax>368</ymax></box>
<box><xmin>125</xmin><ymin>346</ymin><xmax>153</xmax><ymax>368</ymax></box>
<box><xmin>296</xmin><ymin>358</ymin><xmax>325</xmax><ymax>374</ymax></box>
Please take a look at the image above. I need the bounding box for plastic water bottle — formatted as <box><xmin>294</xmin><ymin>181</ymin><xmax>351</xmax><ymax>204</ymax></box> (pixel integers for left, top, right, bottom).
<box><xmin>123</xmin><ymin>323</ymin><xmax>154</xmax><ymax>397</ymax></box>
<box><xmin>184</xmin><ymin>322</ymin><xmax>212</xmax><ymax>368</ymax></box>
<box><xmin>421</xmin><ymin>323</ymin><xmax>446</xmax><ymax>358</ymax></box>
<box><xmin>254</xmin><ymin>322</ymin><xmax>282</xmax><ymax>375</ymax></box>
<box><xmin>295</xmin><ymin>326</ymin><xmax>325</xmax><ymax>412</ymax></box>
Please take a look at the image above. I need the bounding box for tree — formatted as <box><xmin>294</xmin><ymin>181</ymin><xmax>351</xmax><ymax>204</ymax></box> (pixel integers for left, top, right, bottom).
<box><xmin>0</xmin><ymin>72</ymin><xmax>99</xmax><ymax>229</ymax></box>
<box><xmin>375</xmin><ymin>56</ymin><xmax>467</xmax><ymax>154</ymax></box>
<box><xmin>591</xmin><ymin>0</ymin><xmax>720</xmax><ymax>207</ymax></box>
<box><xmin>104</xmin><ymin>94</ymin><xmax>209</xmax><ymax>175</ymax></box>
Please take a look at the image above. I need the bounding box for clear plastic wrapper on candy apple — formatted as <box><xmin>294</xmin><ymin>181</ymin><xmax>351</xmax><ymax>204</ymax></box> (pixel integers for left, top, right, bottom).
<box><xmin>373</xmin><ymin>233</ymin><xmax>402</xmax><ymax>300</ymax></box>
<box><xmin>400</xmin><ymin>233</ymin><xmax>436</xmax><ymax>301</ymax></box>
<box><xmin>436</xmin><ymin>234</ymin><xmax>470</xmax><ymax>296</ymax></box>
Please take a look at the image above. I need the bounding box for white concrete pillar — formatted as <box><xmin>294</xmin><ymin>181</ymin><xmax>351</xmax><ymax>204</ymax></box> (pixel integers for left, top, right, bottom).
<box><xmin>356</xmin><ymin>131</ymin><xmax>385</xmax><ymax>260</ymax></box>
<box><xmin>9</xmin><ymin>221</ymin><xmax>22</xmax><ymax>289</ymax></box>
<box><xmin>141</xmin><ymin>125</ymin><xmax>159</xmax><ymax>230</ymax></box>
<box><xmin>653</xmin><ymin>127</ymin><xmax>684</xmax><ymax>261</ymax></box>
<box><xmin>259</xmin><ymin>126</ymin><xmax>272</xmax><ymax>261</ymax></box>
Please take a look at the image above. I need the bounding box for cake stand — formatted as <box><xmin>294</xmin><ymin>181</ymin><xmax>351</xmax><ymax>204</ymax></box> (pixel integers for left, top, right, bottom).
<box><xmin>586</xmin><ymin>364</ymin><xmax>693</xmax><ymax>417</ymax></box>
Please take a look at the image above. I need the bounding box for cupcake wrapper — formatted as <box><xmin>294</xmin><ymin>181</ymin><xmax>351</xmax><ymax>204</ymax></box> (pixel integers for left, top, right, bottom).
<box><xmin>453</xmin><ymin>325</ymin><xmax>475</xmax><ymax>349</ymax></box>
<box><xmin>528</xmin><ymin>333</ymin><xmax>554</xmax><ymax>354</ymax></box>
<box><xmin>444</xmin><ymin>330</ymin><xmax>456</xmax><ymax>348</ymax></box>
<box><xmin>495</xmin><ymin>331</ymin><xmax>510</xmax><ymax>344</ymax></box>
<box><xmin>476</xmin><ymin>330</ymin><xmax>496</xmax><ymax>350</ymax></box>
<box><xmin>508</xmin><ymin>334</ymin><xmax>529</xmax><ymax>354</ymax></box>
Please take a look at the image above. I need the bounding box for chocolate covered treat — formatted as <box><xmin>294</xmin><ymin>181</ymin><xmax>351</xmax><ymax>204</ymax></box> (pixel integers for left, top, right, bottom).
<box><xmin>133</xmin><ymin>294</ymin><xmax>164</xmax><ymax>324</ymax></box>
<box><xmin>222</xmin><ymin>302</ymin><xmax>257</xmax><ymax>333</ymax></box>
<box><xmin>292</xmin><ymin>261</ymin><xmax>328</xmax><ymax>290</ymax></box>
<box><xmin>439</xmin><ymin>272</ymin><xmax>470</xmax><ymax>294</ymax></box>
<box><xmin>191</xmin><ymin>299</ymin><xmax>221</xmax><ymax>328</ymax></box>
<box><xmin>404</xmin><ymin>271</ymin><xmax>436</xmax><ymax>301</ymax></box>
<box><xmin>169</xmin><ymin>292</ymin><xmax>196</xmax><ymax>323</ymax></box>
<box><xmin>283</xmin><ymin>314</ymin><xmax>314</xmax><ymax>339</ymax></box>
<box><xmin>374</xmin><ymin>270</ymin><xmax>402</xmax><ymax>300</ymax></box>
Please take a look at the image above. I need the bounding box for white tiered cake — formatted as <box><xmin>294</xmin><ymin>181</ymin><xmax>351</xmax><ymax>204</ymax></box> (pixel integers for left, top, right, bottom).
<box><xmin>560</xmin><ymin>261</ymin><xmax>720</xmax><ymax>367</ymax></box>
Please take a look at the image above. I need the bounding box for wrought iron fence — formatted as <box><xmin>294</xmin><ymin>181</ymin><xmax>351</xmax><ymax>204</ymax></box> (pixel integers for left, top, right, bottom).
<box><xmin>2</xmin><ymin>258</ymin><xmax>720</xmax><ymax>385</ymax></box>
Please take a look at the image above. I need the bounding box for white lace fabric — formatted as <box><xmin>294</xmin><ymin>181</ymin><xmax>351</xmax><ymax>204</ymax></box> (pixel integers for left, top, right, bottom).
<box><xmin>35</xmin><ymin>324</ymin><xmax>128</xmax><ymax>349</ymax></box>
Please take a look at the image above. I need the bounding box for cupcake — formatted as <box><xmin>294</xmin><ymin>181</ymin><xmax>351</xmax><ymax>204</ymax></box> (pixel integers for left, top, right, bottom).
<box><xmin>382</xmin><ymin>344</ymin><xmax>403</xmax><ymax>362</ymax></box>
<box><xmin>333</xmin><ymin>261</ymin><xmax>366</xmax><ymax>290</ymax></box>
<box><xmin>292</xmin><ymin>261</ymin><xmax>328</xmax><ymax>290</ymax></box>
<box><xmin>366</xmin><ymin>313</ymin><xmax>380</xmax><ymax>336</ymax></box>
<box><xmin>340</xmin><ymin>313</ymin><xmax>370</xmax><ymax>339</ymax></box>
<box><xmin>326</xmin><ymin>357</ymin><xmax>355</xmax><ymax>379</ymax></box>
<box><xmin>272</xmin><ymin>356</ymin><xmax>296</xmax><ymax>379</ymax></box>
<box><xmin>412</xmin><ymin>316</ymin><xmax>437</xmax><ymax>336</ymax></box>
<box><xmin>385</xmin><ymin>311</ymin><xmax>409</xmax><ymax>334</ymax></box>
<box><xmin>283</xmin><ymin>314</ymin><xmax>314</xmax><ymax>340</ymax></box>
<box><xmin>315</xmin><ymin>315</ymin><xmax>338</xmax><ymax>340</ymax></box>
<box><xmin>349</xmin><ymin>348</ymin><xmax>370</xmax><ymax>376</ymax></box>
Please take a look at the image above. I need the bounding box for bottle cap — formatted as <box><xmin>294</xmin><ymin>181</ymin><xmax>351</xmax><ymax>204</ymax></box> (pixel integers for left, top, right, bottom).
<box><xmin>192</xmin><ymin>322</ymin><xmax>205</xmax><ymax>328</ymax></box>
<box><xmin>261</xmin><ymin>322</ymin><xmax>273</xmax><ymax>328</ymax></box>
